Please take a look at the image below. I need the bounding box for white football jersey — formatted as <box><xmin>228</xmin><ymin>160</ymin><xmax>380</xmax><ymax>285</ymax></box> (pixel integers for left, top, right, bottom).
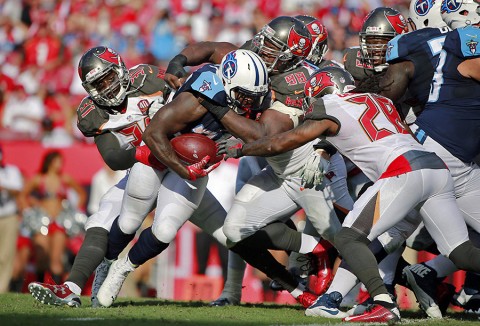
<box><xmin>307</xmin><ymin>92</ymin><xmax>426</xmax><ymax>181</ymax></box>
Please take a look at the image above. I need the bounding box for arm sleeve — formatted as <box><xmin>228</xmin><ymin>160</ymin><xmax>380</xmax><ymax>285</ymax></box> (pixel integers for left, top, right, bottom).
<box><xmin>94</xmin><ymin>133</ymin><xmax>137</xmax><ymax>171</ymax></box>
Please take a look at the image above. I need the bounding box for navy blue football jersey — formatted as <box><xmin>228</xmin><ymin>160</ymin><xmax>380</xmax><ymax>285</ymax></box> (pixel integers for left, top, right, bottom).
<box><xmin>387</xmin><ymin>27</ymin><xmax>449</xmax><ymax>107</ymax></box>
<box><xmin>416</xmin><ymin>26</ymin><xmax>480</xmax><ymax>163</ymax></box>
<box><xmin>174</xmin><ymin>64</ymin><xmax>229</xmax><ymax>141</ymax></box>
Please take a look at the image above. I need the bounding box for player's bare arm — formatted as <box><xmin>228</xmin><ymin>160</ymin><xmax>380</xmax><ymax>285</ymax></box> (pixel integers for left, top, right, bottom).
<box><xmin>95</xmin><ymin>133</ymin><xmax>137</xmax><ymax>171</ymax></box>
<box><xmin>219</xmin><ymin>108</ymin><xmax>293</xmax><ymax>143</ymax></box>
<box><xmin>240</xmin><ymin>119</ymin><xmax>336</xmax><ymax>157</ymax></box>
<box><xmin>379</xmin><ymin>61</ymin><xmax>414</xmax><ymax>102</ymax></box>
<box><xmin>143</xmin><ymin>92</ymin><xmax>208</xmax><ymax>179</ymax></box>
<box><xmin>457</xmin><ymin>57</ymin><xmax>480</xmax><ymax>81</ymax></box>
<box><xmin>165</xmin><ymin>42</ymin><xmax>238</xmax><ymax>89</ymax></box>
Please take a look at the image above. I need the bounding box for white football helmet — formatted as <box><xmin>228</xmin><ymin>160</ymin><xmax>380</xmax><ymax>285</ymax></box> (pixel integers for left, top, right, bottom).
<box><xmin>441</xmin><ymin>0</ymin><xmax>480</xmax><ymax>29</ymax></box>
<box><xmin>217</xmin><ymin>49</ymin><xmax>270</xmax><ymax>115</ymax></box>
<box><xmin>408</xmin><ymin>0</ymin><xmax>448</xmax><ymax>30</ymax></box>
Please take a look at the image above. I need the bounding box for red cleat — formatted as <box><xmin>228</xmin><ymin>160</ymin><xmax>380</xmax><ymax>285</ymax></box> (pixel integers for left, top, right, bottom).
<box><xmin>343</xmin><ymin>303</ymin><xmax>400</xmax><ymax>324</ymax></box>
<box><xmin>309</xmin><ymin>241</ymin><xmax>333</xmax><ymax>295</ymax></box>
<box><xmin>297</xmin><ymin>291</ymin><xmax>318</xmax><ymax>308</ymax></box>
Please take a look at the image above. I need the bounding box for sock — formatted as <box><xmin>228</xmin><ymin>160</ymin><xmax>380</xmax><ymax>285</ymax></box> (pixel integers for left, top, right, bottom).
<box><xmin>128</xmin><ymin>227</ymin><xmax>169</xmax><ymax>266</ymax></box>
<box><xmin>327</xmin><ymin>267</ymin><xmax>358</xmax><ymax>298</ymax></box>
<box><xmin>105</xmin><ymin>217</ymin><xmax>135</xmax><ymax>260</ymax></box>
<box><xmin>425</xmin><ymin>255</ymin><xmax>458</xmax><ymax>278</ymax></box>
<box><xmin>51</xmin><ymin>273</ymin><xmax>63</xmax><ymax>285</ymax></box>
<box><xmin>299</xmin><ymin>233</ymin><xmax>320</xmax><ymax>254</ymax></box>
<box><xmin>67</xmin><ymin>227</ymin><xmax>108</xmax><ymax>289</ymax></box>
<box><xmin>290</xmin><ymin>283</ymin><xmax>307</xmax><ymax>299</ymax></box>
<box><xmin>378</xmin><ymin>247</ymin><xmax>402</xmax><ymax>285</ymax></box>
<box><xmin>374</xmin><ymin>293</ymin><xmax>393</xmax><ymax>304</ymax></box>
<box><xmin>219</xmin><ymin>251</ymin><xmax>245</xmax><ymax>301</ymax></box>
<box><xmin>64</xmin><ymin>281</ymin><xmax>82</xmax><ymax>296</ymax></box>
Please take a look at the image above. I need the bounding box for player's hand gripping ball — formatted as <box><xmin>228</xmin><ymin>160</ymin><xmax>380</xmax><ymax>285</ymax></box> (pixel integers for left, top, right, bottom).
<box><xmin>170</xmin><ymin>133</ymin><xmax>224</xmax><ymax>165</ymax></box>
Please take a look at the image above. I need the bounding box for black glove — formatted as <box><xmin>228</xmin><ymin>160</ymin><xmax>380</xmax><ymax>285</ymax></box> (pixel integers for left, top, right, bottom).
<box><xmin>217</xmin><ymin>138</ymin><xmax>244</xmax><ymax>159</ymax></box>
<box><xmin>166</xmin><ymin>54</ymin><xmax>188</xmax><ymax>78</ymax></box>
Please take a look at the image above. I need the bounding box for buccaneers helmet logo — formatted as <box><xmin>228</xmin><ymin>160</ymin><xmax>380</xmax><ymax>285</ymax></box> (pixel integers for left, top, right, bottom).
<box><xmin>385</xmin><ymin>12</ymin><xmax>408</xmax><ymax>34</ymax></box>
<box><xmin>287</xmin><ymin>27</ymin><xmax>312</xmax><ymax>57</ymax></box>
<box><xmin>95</xmin><ymin>47</ymin><xmax>120</xmax><ymax>64</ymax></box>
<box><xmin>307</xmin><ymin>22</ymin><xmax>328</xmax><ymax>43</ymax></box>
<box><xmin>305</xmin><ymin>72</ymin><xmax>334</xmax><ymax>98</ymax></box>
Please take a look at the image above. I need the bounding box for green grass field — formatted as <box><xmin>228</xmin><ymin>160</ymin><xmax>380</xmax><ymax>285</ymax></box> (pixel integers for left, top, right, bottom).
<box><xmin>1</xmin><ymin>293</ymin><xmax>479</xmax><ymax>326</ymax></box>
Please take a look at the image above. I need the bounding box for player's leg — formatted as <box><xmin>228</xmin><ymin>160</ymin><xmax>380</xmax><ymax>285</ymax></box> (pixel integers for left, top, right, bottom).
<box><xmin>210</xmin><ymin>156</ymin><xmax>267</xmax><ymax>306</ymax></box>
<box><xmin>97</xmin><ymin>173</ymin><xmax>208</xmax><ymax>307</ymax></box>
<box><xmin>223</xmin><ymin>168</ymin><xmax>326</xmax><ymax>306</ymax></box>
<box><xmin>336</xmin><ymin>170</ymin><xmax>437</xmax><ymax>322</ymax></box>
<box><xmin>104</xmin><ymin>164</ymin><xmax>166</xmax><ymax>262</ymax></box>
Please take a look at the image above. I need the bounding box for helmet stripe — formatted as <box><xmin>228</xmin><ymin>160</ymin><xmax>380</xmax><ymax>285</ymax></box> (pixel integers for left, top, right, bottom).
<box><xmin>244</xmin><ymin>51</ymin><xmax>260</xmax><ymax>86</ymax></box>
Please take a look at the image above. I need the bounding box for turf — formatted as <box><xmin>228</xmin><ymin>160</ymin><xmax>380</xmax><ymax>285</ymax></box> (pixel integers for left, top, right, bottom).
<box><xmin>1</xmin><ymin>293</ymin><xmax>479</xmax><ymax>325</ymax></box>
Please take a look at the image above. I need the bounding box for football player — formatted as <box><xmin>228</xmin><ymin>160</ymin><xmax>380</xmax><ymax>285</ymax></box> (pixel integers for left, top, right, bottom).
<box><xmin>219</xmin><ymin>66</ymin><xmax>480</xmax><ymax>323</ymax></box>
<box><xmin>164</xmin><ymin>16</ymin><xmax>354</xmax><ymax>308</ymax></box>
<box><xmin>95</xmin><ymin>49</ymin><xmax>272</xmax><ymax>307</ymax></box>
<box><xmin>28</xmin><ymin>46</ymin><xmax>172</xmax><ymax>307</ymax></box>
<box><xmin>377</xmin><ymin>0</ymin><xmax>480</xmax><ymax>317</ymax></box>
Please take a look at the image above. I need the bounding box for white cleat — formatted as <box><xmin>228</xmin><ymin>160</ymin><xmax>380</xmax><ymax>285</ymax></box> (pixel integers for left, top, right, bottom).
<box><xmin>91</xmin><ymin>258</ymin><xmax>113</xmax><ymax>308</ymax></box>
<box><xmin>97</xmin><ymin>256</ymin><xmax>135</xmax><ymax>307</ymax></box>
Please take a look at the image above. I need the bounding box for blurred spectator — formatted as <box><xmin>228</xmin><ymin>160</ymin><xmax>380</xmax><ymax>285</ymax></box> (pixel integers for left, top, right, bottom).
<box><xmin>17</xmin><ymin>150</ymin><xmax>87</xmax><ymax>284</ymax></box>
<box><xmin>0</xmin><ymin>145</ymin><xmax>23</xmax><ymax>293</ymax></box>
<box><xmin>1</xmin><ymin>83</ymin><xmax>45</xmax><ymax>139</ymax></box>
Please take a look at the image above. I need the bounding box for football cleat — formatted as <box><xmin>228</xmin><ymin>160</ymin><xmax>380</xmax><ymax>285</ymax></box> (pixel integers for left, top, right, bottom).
<box><xmin>347</xmin><ymin>284</ymin><xmax>397</xmax><ymax>316</ymax></box>
<box><xmin>28</xmin><ymin>282</ymin><xmax>81</xmax><ymax>307</ymax></box>
<box><xmin>91</xmin><ymin>258</ymin><xmax>112</xmax><ymax>308</ymax></box>
<box><xmin>97</xmin><ymin>256</ymin><xmax>135</xmax><ymax>307</ymax></box>
<box><xmin>309</xmin><ymin>241</ymin><xmax>333</xmax><ymax>296</ymax></box>
<box><xmin>452</xmin><ymin>288</ymin><xmax>480</xmax><ymax>314</ymax></box>
<box><xmin>297</xmin><ymin>291</ymin><xmax>318</xmax><ymax>308</ymax></box>
<box><xmin>344</xmin><ymin>302</ymin><xmax>401</xmax><ymax>324</ymax></box>
<box><xmin>209</xmin><ymin>297</ymin><xmax>239</xmax><ymax>307</ymax></box>
<box><xmin>437</xmin><ymin>282</ymin><xmax>455</xmax><ymax>315</ymax></box>
<box><xmin>305</xmin><ymin>291</ymin><xmax>348</xmax><ymax>318</ymax></box>
<box><xmin>403</xmin><ymin>263</ymin><xmax>442</xmax><ymax>318</ymax></box>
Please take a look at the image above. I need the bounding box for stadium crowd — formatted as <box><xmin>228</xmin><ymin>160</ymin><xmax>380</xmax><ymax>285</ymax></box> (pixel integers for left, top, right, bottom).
<box><xmin>2</xmin><ymin>0</ymin><xmax>480</xmax><ymax>324</ymax></box>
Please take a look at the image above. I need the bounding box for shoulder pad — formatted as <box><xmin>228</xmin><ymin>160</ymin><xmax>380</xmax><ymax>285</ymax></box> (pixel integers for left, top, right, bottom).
<box><xmin>76</xmin><ymin>97</ymin><xmax>108</xmax><ymax>137</ymax></box>
<box><xmin>177</xmin><ymin>64</ymin><xmax>227</xmax><ymax>105</ymax></box>
<box><xmin>446</xmin><ymin>26</ymin><xmax>480</xmax><ymax>58</ymax></box>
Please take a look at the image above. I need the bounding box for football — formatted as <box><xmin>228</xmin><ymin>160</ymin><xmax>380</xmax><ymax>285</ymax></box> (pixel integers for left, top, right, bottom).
<box><xmin>171</xmin><ymin>133</ymin><xmax>223</xmax><ymax>165</ymax></box>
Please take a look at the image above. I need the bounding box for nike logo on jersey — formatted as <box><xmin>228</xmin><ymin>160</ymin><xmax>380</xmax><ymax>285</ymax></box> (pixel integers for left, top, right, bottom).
<box><xmin>294</xmin><ymin>90</ymin><xmax>304</xmax><ymax>95</ymax></box>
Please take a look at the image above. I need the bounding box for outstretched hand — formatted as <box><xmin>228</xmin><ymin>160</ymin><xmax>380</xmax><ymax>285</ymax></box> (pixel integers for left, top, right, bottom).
<box><xmin>217</xmin><ymin>138</ymin><xmax>244</xmax><ymax>159</ymax></box>
<box><xmin>186</xmin><ymin>155</ymin><xmax>221</xmax><ymax>180</ymax></box>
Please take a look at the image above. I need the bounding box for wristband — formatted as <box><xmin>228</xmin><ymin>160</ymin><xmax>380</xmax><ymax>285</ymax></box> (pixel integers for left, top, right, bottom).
<box><xmin>313</xmin><ymin>141</ymin><xmax>337</xmax><ymax>156</ymax></box>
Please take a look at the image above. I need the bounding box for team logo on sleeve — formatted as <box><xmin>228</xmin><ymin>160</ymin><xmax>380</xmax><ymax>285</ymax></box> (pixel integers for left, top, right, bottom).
<box><xmin>199</xmin><ymin>80</ymin><xmax>212</xmax><ymax>92</ymax></box>
<box><xmin>95</xmin><ymin>47</ymin><xmax>120</xmax><ymax>64</ymax></box>
<box><xmin>441</xmin><ymin>0</ymin><xmax>462</xmax><ymax>13</ymax></box>
<box><xmin>466</xmin><ymin>39</ymin><xmax>478</xmax><ymax>54</ymax></box>
<box><xmin>415</xmin><ymin>0</ymin><xmax>435</xmax><ymax>16</ymax></box>
<box><xmin>287</xmin><ymin>27</ymin><xmax>312</xmax><ymax>57</ymax></box>
<box><xmin>222</xmin><ymin>51</ymin><xmax>238</xmax><ymax>79</ymax></box>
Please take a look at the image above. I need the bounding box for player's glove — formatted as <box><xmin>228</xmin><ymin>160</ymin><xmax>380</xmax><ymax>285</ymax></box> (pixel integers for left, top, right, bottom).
<box><xmin>300</xmin><ymin>149</ymin><xmax>331</xmax><ymax>189</ymax></box>
<box><xmin>217</xmin><ymin>138</ymin><xmax>244</xmax><ymax>159</ymax></box>
<box><xmin>135</xmin><ymin>145</ymin><xmax>166</xmax><ymax>171</ymax></box>
<box><xmin>187</xmin><ymin>155</ymin><xmax>221</xmax><ymax>181</ymax></box>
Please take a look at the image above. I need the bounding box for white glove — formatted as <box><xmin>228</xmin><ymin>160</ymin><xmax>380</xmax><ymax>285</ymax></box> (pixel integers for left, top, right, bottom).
<box><xmin>301</xmin><ymin>149</ymin><xmax>331</xmax><ymax>189</ymax></box>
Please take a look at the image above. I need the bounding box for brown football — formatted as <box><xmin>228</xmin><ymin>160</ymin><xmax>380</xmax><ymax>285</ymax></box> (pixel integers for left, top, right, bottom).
<box><xmin>170</xmin><ymin>133</ymin><xmax>223</xmax><ymax>165</ymax></box>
